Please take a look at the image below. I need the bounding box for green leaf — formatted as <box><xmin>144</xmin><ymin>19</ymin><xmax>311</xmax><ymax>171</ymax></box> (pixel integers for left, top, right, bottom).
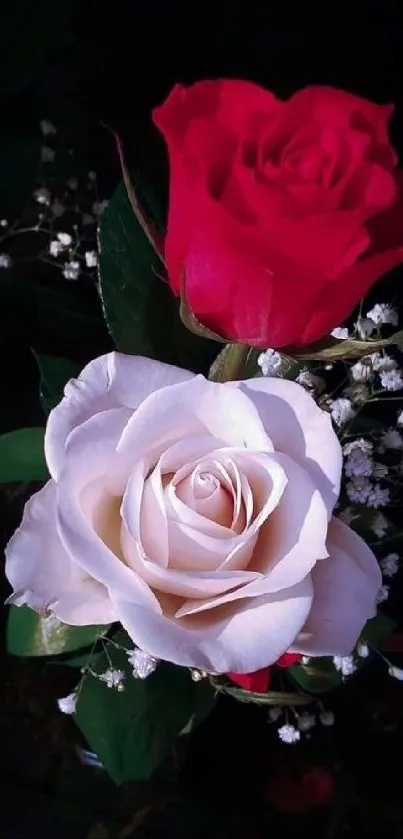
<box><xmin>0</xmin><ymin>427</ymin><xmax>47</xmax><ymax>482</ymax></box>
<box><xmin>7</xmin><ymin>605</ymin><xmax>109</xmax><ymax>657</ymax></box>
<box><xmin>363</xmin><ymin>611</ymin><xmax>397</xmax><ymax>647</ymax></box>
<box><xmin>288</xmin><ymin>658</ymin><xmax>343</xmax><ymax>695</ymax></box>
<box><xmin>99</xmin><ymin>180</ymin><xmax>218</xmax><ymax>373</ymax></box>
<box><xmin>32</xmin><ymin>351</ymin><xmax>82</xmax><ymax>414</ymax></box>
<box><xmin>75</xmin><ymin>632</ymin><xmax>209</xmax><ymax>784</ymax></box>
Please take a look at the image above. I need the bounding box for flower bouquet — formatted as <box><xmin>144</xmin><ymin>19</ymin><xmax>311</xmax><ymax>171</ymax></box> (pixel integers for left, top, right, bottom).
<box><xmin>3</xmin><ymin>80</ymin><xmax>403</xmax><ymax>783</ymax></box>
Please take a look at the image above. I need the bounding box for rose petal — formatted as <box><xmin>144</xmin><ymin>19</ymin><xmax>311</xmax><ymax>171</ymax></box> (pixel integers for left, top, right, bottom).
<box><xmin>249</xmin><ymin>452</ymin><xmax>328</xmax><ymax>583</ymax></box>
<box><xmin>117</xmin><ymin>375</ymin><xmax>272</xmax><ymax>459</ymax></box>
<box><xmin>120</xmin><ymin>523</ymin><xmax>261</xmax><ymax>596</ymax></box>
<box><xmin>57</xmin><ymin>415</ymin><xmax>161</xmax><ymax>609</ymax></box>
<box><xmin>301</xmin><ymin>246</ymin><xmax>403</xmax><ymax>345</ymax></box>
<box><xmin>235</xmin><ymin>377</ymin><xmax>342</xmax><ymax>516</ymax></box>
<box><xmin>45</xmin><ymin>353</ymin><xmax>194</xmax><ymax>480</ymax></box>
<box><xmin>291</xmin><ymin>517</ymin><xmax>381</xmax><ymax>656</ymax></box>
<box><xmin>112</xmin><ymin>575</ymin><xmax>313</xmax><ymax>673</ymax></box>
<box><xmin>5</xmin><ymin>481</ymin><xmax>116</xmax><ymax>625</ymax></box>
<box><xmin>227</xmin><ymin>668</ymin><xmax>270</xmax><ymax>692</ymax></box>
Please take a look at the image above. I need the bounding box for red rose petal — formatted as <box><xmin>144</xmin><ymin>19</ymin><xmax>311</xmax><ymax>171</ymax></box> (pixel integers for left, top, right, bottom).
<box><xmin>276</xmin><ymin>652</ymin><xmax>302</xmax><ymax>668</ymax></box>
<box><xmin>227</xmin><ymin>667</ymin><xmax>270</xmax><ymax>693</ymax></box>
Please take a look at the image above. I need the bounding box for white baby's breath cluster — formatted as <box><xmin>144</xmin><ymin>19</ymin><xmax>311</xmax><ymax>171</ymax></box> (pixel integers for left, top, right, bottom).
<box><xmin>0</xmin><ymin>118</ymin><xmax>108</xmax><ymax>284</ymax></box>
<box><xmin>268</xmin><ymin>700</ymin><xmax>336</xmax><ymax>743</ymax></box>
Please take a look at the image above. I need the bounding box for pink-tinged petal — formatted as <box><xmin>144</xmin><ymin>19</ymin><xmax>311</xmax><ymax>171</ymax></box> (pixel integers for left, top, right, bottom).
<box><xmin>120</xmin><ymin>523</ymin><xmax>261</xmax><ymax>596</ymax></box>
<box><xmin>292</xmin><ymin>518</ymin><xmax>382</xmax><ymax>657</ymax></box>
<box><xmin>249</xmin><ymin>453</ymin><xmax>328</xmax><ymax>585</ymax></box>
<box><xmin>5</xmin><ymin>481</ymin><xmax>116</xmax><ymax>625</ymax></box>
<box><xmin>235</xmin><ymin>377</ymin><xmax>342</xmax><ymax>516</ymax></box>
<box><xmin>45</xmin><ymin>353</ymin><xmax>194</xmax><ymax>480</ymax></box>
<box><xmin>56</xmin><ymin>416</ymin><xmax>161</xmax><ymax>609</ymax></box>
<box><xmin>65</xmin><ymin>407</ymin><xmax>131</xmax><ymax>494</ymax></box>
<box><xmin>112</xmin><ymin>575</ymin><xmax>313</xmax><ymax>673</ymax></box>
<box><xmin>117</xmin><ymin>375</ymin><xmax>272</xmax><ymax>459</ymax></box>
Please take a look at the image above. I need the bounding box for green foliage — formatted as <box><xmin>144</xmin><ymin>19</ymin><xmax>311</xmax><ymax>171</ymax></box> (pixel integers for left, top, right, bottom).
<box><xmin>75</xmin><ymin>632</ymin><xmax>216</xmax><ymax>784</ymax></box>
<box><xmin>33</xmin><ymin>352</ymin><xmax>82</xmax><ymax>414</ymax></box>
<box><xmin>99</xmin><ymin>181</ymin><xmax>218</xmax><ymax>373</ymax></box>
<box><xmin>0</xmin><ymin>427</ymin><xmax>47</xmax><ymax>482</ymax></box>
<box><xmin>7</xmin><ymin>604</ymin><xmax>109</xmax><ymax>657</ymax></box>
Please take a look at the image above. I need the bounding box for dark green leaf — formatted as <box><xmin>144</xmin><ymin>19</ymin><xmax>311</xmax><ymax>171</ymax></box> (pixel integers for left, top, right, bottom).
<box><xmin>363</xmin><ymin>611</ymin><xmax>397</xmax><ymax>647</ymax></box>
<box><xmin>0</xmin><ymin>426</ymin><xmax>47</xmax><ymax>482</ymax></box>
<box><xmin>7</xmin><ymin>604</ymin><xmax>109</xmax><ymax>656</ymax></box>
<box><xmin>32</xmin><ymin>351</ymin><xmax>82</xmax><ymax>414</ymax></box>
<box><xmin>75</xmin><ymin>631</ymin><xmax>206</xmax><ymax>783</ymax></box>
<box><xmin>288</xmin><ymin>658</ymin><xmax>343</xmax><ymax>694</ymax></box>
<box><xmin>99</xmin><ymin>181</ymin><xmax>218</xmax><ymax>373</ymax></box>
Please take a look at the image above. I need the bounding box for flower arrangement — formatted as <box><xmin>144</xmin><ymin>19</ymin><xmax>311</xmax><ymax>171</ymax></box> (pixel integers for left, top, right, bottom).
<box><xmin>3</xmin><ymin>80</ymin><xmax>403</xmax><ymax>784</ymax></box>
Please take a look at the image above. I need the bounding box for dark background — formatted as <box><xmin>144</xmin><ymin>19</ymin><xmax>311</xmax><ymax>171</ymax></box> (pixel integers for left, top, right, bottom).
<box><xmin>1</xmin><ymin>2</ymin><xmax>403</xmax><ymax>836</ymax></box>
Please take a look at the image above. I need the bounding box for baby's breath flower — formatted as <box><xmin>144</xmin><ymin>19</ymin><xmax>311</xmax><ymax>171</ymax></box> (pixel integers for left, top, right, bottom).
<box><xmin>330</xmin><ymin>397</ymin><xmax>355</xmax><ymax>427</ymax></box>
<box><xmin>331</xmin><ymin>326</ymin><xmax>349</xmax><ymax>339</ymax></box>
<box><xmin>100</xmin><ymin>668</ymin><xmax>125</xmax><ymax>690</ymax></box>
<box><xmin>380</xmin><ymin>429</ymin><xmax>403</xmax><ymax>451</ymax></box>
<box><xmin>49</xmin><ymin>240</ymin><xmax>63</xmax><ymax>257</ymax></box>
<box><xmin>379</xmin><ymin>369</ymin><xmax>403</xmax><ymax>391</ymax></box>
<box><xmin>258</xmin><ymin>349</ymin><xmax>283</xmax><ymax>377</ymax></box>
<box><xmin>267</xmin><ymin>706</ymin><xmax>282</xmax><ymax>722</ymax></box>
<box><xmin>41</xmin><ymin>145</ymin><xmax>55</xmax><ymax>163</ymax></box>
<box><xmin>57</xmin><ymin>692</ymin><xmax>77</xmax><ymax>714</ymax></box>
<box><xmin>33</xmin><ymin>187</ymin><xmax>51</xmax><ymax>205</ymax></box>
<box><xmin>388</xmin><ymin>665</ymin><xmax>403</xmax><ymax>681</ymax></box>
<box><xmin>0</xmin><ymin>253</ymin><xmax>12</xmax><ymax>268</ymax></box>
<box><xmin>370</xmin><ymin>512</ymin><xmax>389</xmax><ymax>538</ymax></box>
<box><xmin>350</xmin><ymin>359</ymin><xmax>374</xmax><ymax>383</ymax></box>
<box><xmin>355</xmin><ymin>316</ymin><xmax>375</xmax><ymax>339</ymax></box>
<box><xmin>367</xmin><ymin>303</ymin><xmax>398</xmax><ymax>326</ymax></box>
<box><xmin>63</xmin><ymin>260</ymin><xmax>80</xmax><ymax>281</ymax></box>
<box><xmin>380</xmin><ymin>553</ymin><xmax>399</xmax><ymax>578</ymax></box>
<box><xmin>85</xmin><ymin>250</ymin><xmax>98</xmax><ymax>268</ymax></box>
<box><xmin>126</xmin><ymin>648</ymin><xmax>157</xmax><ymax>680</ymax></box>
<box><xmin>40</xmin><ymin>119</ymin><xmax>57</xmax><ymax>136</ymax></box>
<box><xmin>296</xmin><ymin>368</ymin><xmax>325</xmax><ymax>392</ymax></box>
<box><xmin>93</xmin><ymin>200</ymin><xmax>108</xmax><ymax>216</ymax></box>
<box><xmin>333</xmin><ymin>655</ymin><xmax>356</xmax><ymax>676</ymax></box>
<box><xmin>297</xmin><ymin>713</ymin><xmax>316</xmax><ymax>732</ymax></box>
<box><xmin>376</xmin><ymin>584</ymin><xmax>390</xmax><ymax>604</ymax></box>
<box><xmin>356</xmin><ymin>641</ymin><xmax>369</xmax><ymax>658</ymax></box>
<box><xmin>57</xmin><ymin>232</ymin><xmax>72</xmax><ymax>246</ymax></box>
<box><xmin>344</xmin><ymin>447</ymin><xmax>373</xmax><ymax>478</ymax></box>
<box><xmin>278</xmin><ymin>724</ymin><xmax>300</xmax><ymax>744</ymax></box>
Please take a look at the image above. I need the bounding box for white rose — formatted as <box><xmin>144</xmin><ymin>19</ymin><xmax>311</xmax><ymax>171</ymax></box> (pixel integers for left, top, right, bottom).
<box><xmin>5</xmin><ymin>354</ymin><xmax>381</xmax><ymax>673</ymax></box>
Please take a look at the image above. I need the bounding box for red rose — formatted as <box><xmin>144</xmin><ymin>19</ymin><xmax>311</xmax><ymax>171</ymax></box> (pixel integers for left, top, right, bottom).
<box><xmin>153</xmin><ymin>81</ymin><xmax>403</xmax><ymax>348</ymax></box>
<box><xmin>266</xmin><ymin>767</ymin><xmax>335</xmax><ymax>813</ymax></box>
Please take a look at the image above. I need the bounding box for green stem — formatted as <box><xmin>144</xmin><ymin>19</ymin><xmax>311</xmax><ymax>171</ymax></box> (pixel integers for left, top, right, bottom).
<box><xmin>208</xmin><ymin>342</ymin><xmax>250</xmax><ymax>383</ymax></box>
